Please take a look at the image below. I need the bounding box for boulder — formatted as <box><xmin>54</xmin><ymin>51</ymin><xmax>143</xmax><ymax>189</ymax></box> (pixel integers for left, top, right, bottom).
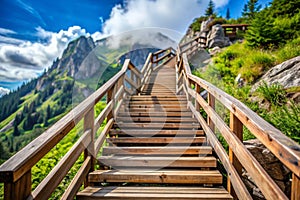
<box><xmin>201</xmin><ymin>17</ymin><xmax>214</xmax><ymax>32</ymax></box>
<box><xmin>252</xmin><ymin>56</ymin><xmax>300</xmax><ymax>91</ymax></box>
<box><xmin>189</xmin><ymin>49</ymin><xmax>211</xmax><ymax>69</ymax></box>
<box><xmin>206</xmin><ymin>24</ymin><xmax>231</xmax><ymax>49</ymax></box>
<box><xmin>242</xmin><ymin>139</ymin><xmax>291</xmax><ymax>199</ymax></box>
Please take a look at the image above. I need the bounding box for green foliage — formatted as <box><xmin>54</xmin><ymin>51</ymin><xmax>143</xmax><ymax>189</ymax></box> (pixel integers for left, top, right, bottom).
<box><xmin>245</xmin><ymin>0</ymin><xmax>300</xmax><ymax>49</ymax></box>
<box><xmin>205</xmin><ymin>0</ymin><xmax>215</xmax><ymax>17</ymax></box>
<box><xmin>242</xmin><ymin>0</ymin><xmax>262</xmax><ymax>20</ymax></box>
<box><xmin>256</xmin><ymin>82</ymin><xmax>287</xmax><ymax>106</ymax></box>
<box><xmin>226</xmin><ymin>8</ymin><xmax>230</xmax><ymax>20</ymax></box>
<box><xmin>268</xmin><ymin>102</ymin><xmax>300</xmax><ymax>142</ymax></box>
<box><xmin>190</xmin><ymin>16</ymin><xmax>208</xmax><ymax>32</ymax></box>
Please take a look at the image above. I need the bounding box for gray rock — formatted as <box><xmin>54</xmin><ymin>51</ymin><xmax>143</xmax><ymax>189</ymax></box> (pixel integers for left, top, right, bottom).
<box><xmin>189</xmin><ymin>49</ymin><xmax>211</xmax><ymax>69</ymax></box>
<box><xmin>201</xmin><ymin>17</ymin><xmax>214</xmax><ymax>32</ymax></box>
<box><xmin>242</xmin><ymin>139</ymin><xmax>291</xmax><ymax>199</ymax></box>
<box><xmin>252</xmin><ymin>56</ymin><xmax>300</xmax><ymax>91</ymax></box>
<box><xmin>206</xmin><ymin>25</ymin><xmax>231</xmax><ymax>49</ymax></box>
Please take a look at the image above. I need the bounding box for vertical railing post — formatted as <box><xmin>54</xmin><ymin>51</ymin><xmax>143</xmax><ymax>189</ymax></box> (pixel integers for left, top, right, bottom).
<box><xmin>195</xmin><ymin>84</ymin><xmax>201</xmax><ymax>111</ymax></box>
<box><xmin>228</xmin><ymin>112</ymin><xmax>243</xmax><ymax>199</ymax></box>
<box><xmin>4</xmin><ymin>170</ymin><xmax>31</xmax><ymax>200</ymax></box>
<box><xmin>292</xmin><ymin>173</ymin><xmax>300</xmax><ymax>200</ymax></box>
<box><xmin>83</xmin><ymin>106</ymin><xmax>95</xmax><ymax>187</ymax></box>
<box><xmin>107</xmin><ymin>88</ymin><xmax>114</xmax><ymax>120</ymax></box>
<box><xmin>207</xmin><ymin>93</ymin><xmax>215</xmax><ymax>132</ymax></box>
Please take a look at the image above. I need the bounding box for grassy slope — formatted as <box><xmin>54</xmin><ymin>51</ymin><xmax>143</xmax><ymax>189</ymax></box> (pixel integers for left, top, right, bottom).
<box><xmin>195</xmin><ymin>38</ymin><xmax>300</xmax><ymax>143</ymax></box>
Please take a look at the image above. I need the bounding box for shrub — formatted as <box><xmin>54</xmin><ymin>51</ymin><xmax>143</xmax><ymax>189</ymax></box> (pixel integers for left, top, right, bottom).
<box><xmin>256</xmin><ymin>82</ymin><xmax>287</xmax><ymax>106</ymax></box>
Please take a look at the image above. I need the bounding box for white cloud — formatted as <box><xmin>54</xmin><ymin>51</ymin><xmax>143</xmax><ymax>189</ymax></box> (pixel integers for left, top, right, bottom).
<box><xmin>0</xmin><ymin>28</ymin><xmax>16</xmax><ymax>35</ymax></box>
<box><xmin>100</xmin><ymin>0</ymin><xmax>229</xmax><ymax>38</ymax></box>
<box><xmin>0</xmin><ymin>87</ymin><xmax>10</xmax><ymax>97</ymax></box>
<box><xmin>0</xmin><ymin>26</ymin><xmax>89</xmax><ymax>82</ymax></box>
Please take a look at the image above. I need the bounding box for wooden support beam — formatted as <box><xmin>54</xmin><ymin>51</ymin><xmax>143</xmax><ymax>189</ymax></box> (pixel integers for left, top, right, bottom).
<box><xmin>84</xmin><ymin>107</ymin><xmax>95</xmax><ymax>187</ymax></box>
<box><xmin>4</xmin><ymin>170</ymin><xmax>31</xmax><ymax>200</ymax></box>
<box><xmin>208</xmin><ymin>93</ymin><xmax>215</xmax><ymax>132</ymax></box>
<box><xmin>228</xmin><ymin>113</ymin><xmax>243</xmax><ymax>199</ymax></box>
<box><xmin>292</xmin><ymin>173</ymin><xmax>300</xmax><ymax>200</ymax></box>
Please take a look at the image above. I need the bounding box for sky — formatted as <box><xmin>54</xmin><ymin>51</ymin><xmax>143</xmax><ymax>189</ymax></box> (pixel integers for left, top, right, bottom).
<box><xmin>0</xmin><ymin>0</ymin><xmax>272</xmax><ymax>95</ymax></box>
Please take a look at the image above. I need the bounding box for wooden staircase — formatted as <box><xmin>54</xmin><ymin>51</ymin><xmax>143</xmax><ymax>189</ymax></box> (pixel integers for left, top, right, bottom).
<box><xmin>76</xmin><ymin>58</ymin><xmax>233</xmax><ymax>199</ymax></box>
<box><xmin>1</xmin><ymin>47</ymin><xmax>299</xmax><ymax>200</ymax></box>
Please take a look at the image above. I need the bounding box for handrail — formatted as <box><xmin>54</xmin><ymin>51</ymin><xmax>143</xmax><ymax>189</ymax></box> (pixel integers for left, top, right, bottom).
<box><xmin>176</xmin><ymin>51</ymin><xmax>300</xmax><ymax>200</ymax></box>
<box><xmin>0</xmin><ymin>57</ymin><xmax>147</xmax><ymax>199</ymax></box>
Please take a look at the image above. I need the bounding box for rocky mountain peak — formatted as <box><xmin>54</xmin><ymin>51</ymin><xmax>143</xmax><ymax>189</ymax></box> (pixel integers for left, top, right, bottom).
<box><xmin>57</xmin><ymin>36</ymin><xmax>95</xmax><ymax>77</ymax></box>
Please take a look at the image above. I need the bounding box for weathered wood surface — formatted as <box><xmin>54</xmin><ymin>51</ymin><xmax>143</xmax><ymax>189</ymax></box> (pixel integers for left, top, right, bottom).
<box><xmin>77</xmin><ymin>186</ymin><xmax>233</xmax><ymax>200</ymax></box>
<box><xmin>89</xmin><ymin>170</ymin><xmax>222</xmax><ymax>184</ymax></box>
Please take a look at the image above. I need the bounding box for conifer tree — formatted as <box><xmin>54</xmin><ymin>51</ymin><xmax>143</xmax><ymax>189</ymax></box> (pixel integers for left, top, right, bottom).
<box><xmin>205</xmin><ymin>0</ymin><xmax>215</xmax><ymax>17</ymax></box>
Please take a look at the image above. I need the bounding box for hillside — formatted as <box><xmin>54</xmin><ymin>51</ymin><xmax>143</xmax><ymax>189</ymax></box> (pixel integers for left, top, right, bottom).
<box><xmin>0</xmin><ymin>32</ymin><xmax>174</xmax><ymax>165</ymax></box>
<box><xmin>185</xmin><ymin>0</ymin><xmax>300</xmax><ymax>144</ymax></box>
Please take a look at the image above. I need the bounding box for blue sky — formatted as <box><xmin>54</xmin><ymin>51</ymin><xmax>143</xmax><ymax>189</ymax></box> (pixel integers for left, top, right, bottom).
<box><xmin>0</xmin><ymin>0</ymin><xmax>272</xmax><ymax>94</ymax></box>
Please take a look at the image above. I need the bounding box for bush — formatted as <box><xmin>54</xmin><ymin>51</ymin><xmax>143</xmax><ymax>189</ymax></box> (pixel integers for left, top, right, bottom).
<box><xmin>268</xmin><ymin>102</ymin><xmax>300</xmax><ymax>143</ymax></box>
<box><xmin>256</xmin><ymin>82</ymin><xmax>287</xmax><ymax>106</ymax></box>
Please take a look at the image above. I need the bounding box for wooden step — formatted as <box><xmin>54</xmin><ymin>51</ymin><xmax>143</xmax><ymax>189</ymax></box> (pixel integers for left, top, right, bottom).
<box><xmin>107</xmin><ymin>137</ymin><xmax>206</xmax><ymax>145</ymax></box>
<box><xmin>118</xmin><ymin>111</ymin><xmax>193</xmax><ymax>117</ymax></box>
<box><xmin>102</xmin><ymin>146</ymin><xmax>212</xmax><ymax>156</ymax></box>
<box><xmin>88</xmin><ymin>170</ymin><xmax>222</xmax><ymax>184</ymax></box>
<box><xmin>98</xmin><ymin>156</ymin><xmax>217</xmax><ymax>168</ymax></box>
<box><xmin>116</xmin><ymin>117</ymin><xmax>197</xmax><ymax>123</ymax></box>
<box><xmin>123</xmin><ymin>104</ymin><xmax>187</xmax><ymax>108</ymax></box>
<box><xmin>77</xmin><ymin>186</ymin><xmax>233</xmax><ymax>199</ymax></box>
<box><xmin>128</xmin><ymin>96</ymin><xmax>186</xmax><ymax>100</ymax></box>
<box><xmin>124</xmin><ymin>100</ymin><xmax>186</xmax><ymax>105</ymax></box>
<box><xmin>120</xmin><ymin>107</ymin><xmax>190</xmax><ymax>112</ymax></box>
<box><xmin>109</xmin><ymin>130</ymin><xmax>205</xmax><ymax>137</ymax></box>
<box><xmin>114</xmin><ymin>122</ymin><xmax>201</xmax><ymax>129</ymax></box>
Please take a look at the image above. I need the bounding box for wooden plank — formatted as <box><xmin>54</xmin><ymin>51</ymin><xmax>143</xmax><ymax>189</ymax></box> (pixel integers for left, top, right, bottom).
<box><xmin>191</xmin><ymin>95</ymin><xmax>288</xmax><ymax>199</ymax></box>
<box><xmin>94</xmin><ymin>101</ymin><xmax>113</xmax><ymax>132</ymax></box>
<box><xmin>189</xmin><ymin>103</ymin><xmax>252</xmax><ymax>200</ymax></box>
<box><xmin>114</xmin><ymin>122</ymin><xmax>201</xmax><ymax>129</ymax></box>
<box><xmin>109</xmin><ymin>129</ymin><xmax>204</xmax><ymax>137</ymax></box>
<box><xmin>292</xmin><ymin>174</ymin><xmax>300</xmax><ymax>200</ymax></box>
<box><xmin>120</xmin><ymin>107</ymin><xmax>190</xmax><ymax>112</ymax></box>
<box><xmin>84</xmin><ymin>107</ymin><xmax>95</xmax><ymax>187</ymax></box>
<box><xmin>61</xmin><ymin>156</ymin><xmax>91</xmax><ymax>200</ymax></box>
<box><xmin>30</xmin><ymin>130</ymin><xmax>91</xmax><ymax>200</ymax></box>
<box><xmin>125</xmin><ymin>75</ymin><xmax>138</xmax><ymax>90</ymax></box>
<box><xmin>4</xmin><ymin>170</ymin><xmax>31</xmax><ymax>200</ymax></box>
<box><xmin>88</xmin><ymin>170</ymin><xmax>222</xmax><ymax>184</ymax></box>
<box><xmin>107</xmin><ymin>137</ymin><xmax>206</xmax><ymax>144</ymax></box>
<box><xmin>94</xmin><ymin>119</ymin><xmax>114</xmax><ymax>155</ymax></box>
<box><xmin>98</xmin><ymin>156</ymin><xmax>217</xmax><ymax>168</ymax></box>
<box><xmin>116</xmin><ymin>117</ymin><xmax>197</xmax><ymax>123</ymax></box>
<box><xmin>77</xmin><ymin>186</ymin><xmax>232</xmax><ymax>200</ymax></box>
<box><xmin>102</xmin><ymin>146</ymin><xmax>212</xmax><ymax>156</ymax></box>
<box><xmin>118</xmin><ymin>111</ymin><xmax>193</xmax><ymax>117</ymax></box>
<box><xmin>141</xmin><ymin>53</ymin><xmax>152</xmax><ymax>74</ymax></box>
<box><xmin>228</xmin><ymin>112</ymin><xmax>243</xmax><ymax>199</ymax></box>
<box><xmin>127</xmin><ymin>96</ymin><xmax>186</xmax><ymax>101</ymax></box>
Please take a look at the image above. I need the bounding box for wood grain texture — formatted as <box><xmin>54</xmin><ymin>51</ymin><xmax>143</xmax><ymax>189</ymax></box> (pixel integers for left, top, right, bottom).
<box><xmin>189</xmin><ymin>104</ymin><xmax>252</xmax><ymax>200</ymax></box>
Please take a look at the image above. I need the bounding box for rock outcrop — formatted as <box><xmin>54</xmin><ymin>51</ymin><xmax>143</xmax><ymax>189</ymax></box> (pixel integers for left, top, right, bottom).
<box><xmin>252</xmin><ymin>56</ymin><xmax>300</xmax><ymax>91</ymax></box>
<box><xmin>243</xmin><ymin>139</ymin><xmax>291</xmax><ymax>200</ymax></box>
<box><xmin>206</xmin><ymin>24</ymin><xmax>231</xmax><ymax>49</ymax></box>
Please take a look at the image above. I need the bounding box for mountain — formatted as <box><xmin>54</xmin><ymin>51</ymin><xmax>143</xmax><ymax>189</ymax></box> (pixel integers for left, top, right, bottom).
<box><xmin>0</xmin><ymin>32</ymin><xmax>176</xmax><ymax>164</ymax></box>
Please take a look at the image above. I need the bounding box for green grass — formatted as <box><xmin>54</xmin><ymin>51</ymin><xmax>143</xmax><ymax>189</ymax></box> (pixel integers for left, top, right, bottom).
<box><xmin>195</xmin><ymin>40</ymin><xmax>300</xmax><ymax>144</ymax></box>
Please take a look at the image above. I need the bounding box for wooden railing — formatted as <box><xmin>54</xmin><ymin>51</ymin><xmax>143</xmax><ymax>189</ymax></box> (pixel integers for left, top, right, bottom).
<box><xmin>0</xmin><ymin>51</ymin><xmax>166</xmax><ymax>199</ymax></box>
<box><xmin>176</xmin><ymin>48</ymin><xmax>300</xmax><ymax>200</ymax></box>
<box><xmin>222</xmin><ymin>24</ymin><xmax>249</xmax><ymax>39</ymax></box>
<box><xmin>179</xmin><ymin>33</ymin><xmax>207</xmax><ymax>58</ymax></box>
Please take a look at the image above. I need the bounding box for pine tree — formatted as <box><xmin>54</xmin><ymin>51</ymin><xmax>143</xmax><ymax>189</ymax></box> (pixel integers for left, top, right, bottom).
<box><xmin>226</xmin><ymin>8</ymin><xmax>230</xmax><ymax>20</ymax></box>
<box><xmin>242</xmin><ymin>0</ymin><xmax>261</xmax><ymax>20</ymax></box>
<box><xmin>205</xmin><ymin>0</ymin><xmax>215</xmax><ymax>17</ymax></box>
